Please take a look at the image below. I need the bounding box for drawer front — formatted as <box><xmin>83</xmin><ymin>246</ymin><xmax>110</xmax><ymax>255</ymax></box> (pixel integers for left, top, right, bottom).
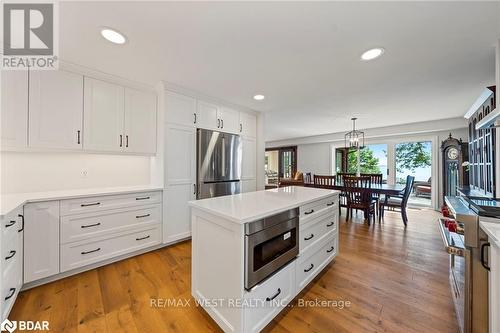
<box><xmin>1</xmin><ymin>251</ymin><xmax>22</xmax><ymax>320</ymax></box>
<box><xmin>299</xmin><ymin>195</ymin><xmax>337</xmax><ymax>220</ymax></box>
<box><xmin>60</xmin><ymin>226</ymin><xmax>161</xmax><ymax>272</ymax></box>
<box><xmin>2</xmin><ymin>232</ymin><xmax>20</xmax><ymax>278</ymax></box>
<box><xmin>2</xmin><ymin>207</ymin><xmax>23</xmax><ymax>239</ymax></box>
<box><xmin>300</xmin><ymin>210</ymin><xmax>336</xmax><ymax>254</ymax></box>
<box><xmin>61</xmin><ymin>204</ymin><xmax>161</xmax><ymax>244</ymax></box>
<box><xmin>60</xmin><ymin>191</ymin><xmax>162</xmax><ymax>216</ymax></box>
<box><xmin>244</xmin><ymin>261</ymin><xmax>295</xmax><ymax>333</ymax></box>
<box><xmin>296</xmin><ymin>235</ymin><xmax>337</xmax><ymax>293</ymax></box>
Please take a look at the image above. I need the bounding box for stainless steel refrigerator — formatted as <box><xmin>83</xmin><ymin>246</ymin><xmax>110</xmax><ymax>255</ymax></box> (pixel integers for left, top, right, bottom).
<box><xmin>197</xmin><ymin>129</ymin><xmax>242</xmax><ymax>199</ymax></box>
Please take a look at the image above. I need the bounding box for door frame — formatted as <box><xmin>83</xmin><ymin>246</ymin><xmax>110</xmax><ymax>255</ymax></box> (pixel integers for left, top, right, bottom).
<box><xmin>265</xmin><ymin>146</ymin><xmax>297</xmax><ymax>181</ymax></box>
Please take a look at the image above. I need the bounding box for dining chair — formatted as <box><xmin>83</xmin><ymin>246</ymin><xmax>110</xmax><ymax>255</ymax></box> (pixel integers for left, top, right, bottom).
<box><xmin>335</xmin><ymin>172</ymin><xmax>355</xmax><ymax>216</ymax></box>
<box><xmin>304</xmin><ymin>172</ymin><xmax>312</xmax><ymax>184</ymax></box>
<box><xmin>313</xmin><ymin>175</ymin><xmax>335</xmax><ymax>188</ymax></box>
<box><xmin>361</xmin><ymin>173</ymin><xmax>383</xmax><ymax>215</ymax></box>
<box><xmin>379</xmin><ymin>175</ymin><xmax>415</xmax><ymax>226</ymax></box>
<box><xmin>344</xmin><ymin>176</ymin><xmax>375</xmax><ymax>224</ymax></box>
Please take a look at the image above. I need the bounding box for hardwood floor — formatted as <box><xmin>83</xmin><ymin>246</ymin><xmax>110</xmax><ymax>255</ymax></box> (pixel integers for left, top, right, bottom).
<box><xmin>10</xmin><ymin>208</ymin><xmax>459</xmax><ymax>333</ymax></box>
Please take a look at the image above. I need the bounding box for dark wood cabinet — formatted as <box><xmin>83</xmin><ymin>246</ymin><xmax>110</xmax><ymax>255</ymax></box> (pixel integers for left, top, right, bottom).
<box><xmin>466</xmin><ymin>86</ymin><xmax>496</xmax><ymax>197</ymax></box>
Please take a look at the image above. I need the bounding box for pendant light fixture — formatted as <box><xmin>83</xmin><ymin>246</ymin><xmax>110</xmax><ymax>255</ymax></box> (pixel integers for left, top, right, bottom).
<box><xmin>344</xmin><ymin>117</ymin><xmax>365</xmax><ymax>149</ymax></box>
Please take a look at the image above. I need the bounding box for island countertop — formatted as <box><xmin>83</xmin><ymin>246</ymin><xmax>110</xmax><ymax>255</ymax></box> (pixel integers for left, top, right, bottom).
<box><xmin>189</xmin><ymin>186</ymin><xmax>339</xmax><ymax>224</ymax></box>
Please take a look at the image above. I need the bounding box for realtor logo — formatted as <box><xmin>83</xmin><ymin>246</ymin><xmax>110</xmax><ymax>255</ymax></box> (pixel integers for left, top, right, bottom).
<box><xmin>2</xmin><ymin>2</ymin><xmax>58</xmax><ymax>69</ymax></box>
<box><xmin>0</xmin><ymin>319</ymin><xmax>17</xmax><ymax>333</ymax></box>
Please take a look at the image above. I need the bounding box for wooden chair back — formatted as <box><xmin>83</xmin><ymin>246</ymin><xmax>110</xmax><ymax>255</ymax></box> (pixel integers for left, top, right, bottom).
<box><xmin>361</xmin><ymin>173</ymin><xmax>383</xmax><ymax>185</ymax></box>
<box><xmin>336</xmin><ymin>172</ymin><xmax>355</xmax><ymax>184</ymax></box>
<box><xmin>401</xmin><ymin>175</ymin><xmax>415</xmax><ymax>206</ymax></box>
<box><xmin>304</xmin><ymin>172</ymin><xmax>312</xmax><ymax>184</ymax></box>
<box><xmin>313</xmin><ymin>175</ymin><xmax>335</xmax><ymax>188</ymax></box>
<box><xmin>344</xmin><ymin>176</ymin><xmax>372</xmax><ymax>206</ymax></box>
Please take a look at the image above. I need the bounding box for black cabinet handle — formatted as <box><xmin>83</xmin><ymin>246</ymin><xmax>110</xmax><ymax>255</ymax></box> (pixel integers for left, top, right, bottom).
<box><xmin>193</xmin><ymin>113</ymin><xmax>197</xmax><ymax>124</ymax></box>
<box><xmin>77</xmin><ymin>130</ymin><xmax>81</xmax><ymax>144</ymax></box>
<box><xmin>81</xmin><ymin>202</ymin><xmax>100</xmax><ymax>207</ymax></box>
<box><xmin>221</xmin><ymin>119</ymin><xmax>224</xmax><ymax>129</ymax></box>
<box><xmin>304</xmin><ymin>263</ymin><xmax>314</xmax><ymax>272</ymax></box>
<box><xmin>119</xmin><ymin>134</ymin><xmax>123</xmax><ymax>147</ymax></box>
<box><xmin>481</xmin><ymin>243</ymin><xmax>491</xmax><ymax>271</ymax></box>
<box><xmin>136</xmin><ymin>197</ymin><xmax>150</xmax><ymax>201</ymax></box>
<box><xmin>136</xmin><ymin>235</ymin><xmax>150</xmax><ymax>241</ymax></box>
<box><xmin>265</xmin><ymin>288</ymin><xmax>281</xmax><ymax>301</ymax></box>
<box><xmin>18</xmin><ymin>214</ymin><xmax>24</xmax><ymax>232</ymax></box>
<box><xmin>304</xmin><ymin>234</ymin><xmax>314</xmax><ymax>241</ymax></box>
<box><xmin>240</xmin><ymin>123</ymin><xmax>242</xmax><ymax>132</ymax></box>
<box><xmin>327</xmin><ymin>246</ymin><xmax>335</xmax><ymax>253</ymax></box>
<box><xmin>5</xmin><ymin>220</ymin><xmax>16</xmax><ymax>228</ymax></box>
<box><xmin>327</xmin><ymin>202</ymin><xmax>334</xmax><ymax>206</ymax></box>
<box><xmin>217</xmin><ymin>119</ymin><xmax>220</xmax><ymax>128</ymax></box>
<box><xmin>126</xmin><ymin>135</ymin><xmax>129</xmax><ymax>148</ymax></box>
<box><xmin>304</xmin><ymin>209</ymin><xmax>314</xmax><ymax>215</ymax></box>
<box><xmin>193</xmin><ymin>184</ymin><xmax>197</xmax><ymax>195</ymax></box>
<box><xmin>81</xmin><ymin>222</ymin><xmax>101</xmax><ymax>229</ymax></box>
<box><xmin>81</xmin><ymin>248</ymin><xmax>101</xmax><ymax>255</ymax></box>
<box><xmin>136</xmin><ymin>214</ymin><xmax>150</xmax><ymax>219</ymax></box>
<box><xmin>5</xmin><ymin>288</ymin><xmax>15</xmax><ymax>300</ymax></box>
<box><xmin>326</xmin><ymin>222</ymin><xmax>334</xmax><ymax>227</ymax></box>
<box><xmin>5</xmin><ymin>250</ymin><xmax>16</xmax><ymax>260</ymax></box>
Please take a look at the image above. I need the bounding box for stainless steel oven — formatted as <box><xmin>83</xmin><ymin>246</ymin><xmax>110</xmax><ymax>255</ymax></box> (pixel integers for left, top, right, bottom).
<box><xmin>245</xmin><ymin>208</ymin><xmax>299</xmax><ymax>290</ymax></box>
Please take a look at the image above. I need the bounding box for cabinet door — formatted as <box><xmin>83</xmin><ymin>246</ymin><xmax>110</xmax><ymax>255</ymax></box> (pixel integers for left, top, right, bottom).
<box><xmin>164</xmin><ymin>124</ymin><xmax>196</xmax><ymax>243</ymax></box>
<box><xmin>164</xmin><ymin>91</ymin><xmax>197</xmax><ymax>127</ymax></box>
<box><xmin>124</xmin><ymin>88</ymin><xmax>157</xmax><ymax>154</ymax></box>
<box><xmin>29</xmin><ymin>70</ymin><xmax>83</xmax><ymax>149</ymax></box>
<box><xmin>83</xmin><ymin>77</ymin><xmax>124</xmax><ymax>152</ymax></box>
<box><xmin>242</xmin><ymin>179</ymin><xmax>257</xmax><ymax>193</ymax></box>
<box><xmin>197</xmin><ymin>100</ymin><xmax>219</xmax><ymax>130</ymax></box>
<box><xmin>242</xmin><ymin>137</ymin><xmax>257</xmax><ymax>180</ymax></box>
<box><xmin>239</xmin><ymin>112</ymin><xmax>257</xmax><ymax>138</ymax></box>
<box><xmin>490</xmin><ymin>243</ymin><xmax>500</xmax><ymax>333</ymax></box>
<box><xmin>1</xmin><ymin>70</ymin><xmax>28</xmax><ymax>149</ymax></box>
<box><xmin>218</xmin><ymin>107</ymin><xmax>240</xmax><ymax>134</ymax></box>
<box><xmin>24</xmin><ymin>201</ymin><xmax>60</xmax><ymax>283</ymax></box>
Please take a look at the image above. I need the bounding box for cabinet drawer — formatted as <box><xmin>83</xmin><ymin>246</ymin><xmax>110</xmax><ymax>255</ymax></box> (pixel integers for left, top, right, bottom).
<box><xmin>2</xmin><ymin>232</ymin><xmax>20</xmax><ymax>279</ymax></box>
<box><xmin>244</xmin><ymin>260</ymin><xmax>295</xmax><ymax>333</ymax></box>
<box><xmin>1</xmin><ymin>251</ymin><xmax>21</xmax><ymax>320</ymax></box>
<box><xmin>299</xmin><ymin>195</ymin><xmax>337</xmax><ymax>220</ymax></box>
<box><xmin>60</xmin><ymin>191</ymin><xmax>162</xmax><ymax>216</ymax></box>
<box><xmin>300</xmin><ymin>210</ymin><xmax>336</xmax><ymax>254</ymax></box>
<box><xmin>296</xmin><ymin>235</ymin><xmax>336</xmax><ymax>293</ymax></box>
<box><xmin>61</xmin><ymin>204</ymin><xmax>161</xmax><ymax>244</ymax></box>
<box><xmin>2</xmin><ymin>207</ymin><xmax>22</xmax><ymax>239</ymax></box>
<box><xmin>60</xmin><ymin>226</ymin><xmax>161</xmax><ymax>272</ymax></box>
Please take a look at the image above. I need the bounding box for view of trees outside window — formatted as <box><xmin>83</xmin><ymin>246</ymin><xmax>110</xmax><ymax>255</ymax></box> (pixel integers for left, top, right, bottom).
<box><xmin>347</xmin><ymin>144</ymin><xmax>388</xmax><ymax>181</ymax></box>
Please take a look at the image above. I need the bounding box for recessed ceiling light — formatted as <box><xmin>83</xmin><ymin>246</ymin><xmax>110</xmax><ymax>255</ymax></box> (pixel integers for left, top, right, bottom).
<box><xmin>100</xmin><ymin>27</ymin><xmax>127</xmax><ymax>44</ymax></box>
<box><xmin>253</xmin><ymin>94</ymin><xmax>265</xmax><ymax>101</ymax></box>
<box><xmin>360</xmin><ymin>47</ymin><xmax>384</xmax><ymax>61</ymax></box>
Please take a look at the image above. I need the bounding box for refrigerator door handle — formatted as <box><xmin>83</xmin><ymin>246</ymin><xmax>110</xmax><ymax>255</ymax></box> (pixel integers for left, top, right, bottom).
<box><xmin>221</xmin><ymin>135</ymin><xmax>226</xmax><ymax>177</ymax></box>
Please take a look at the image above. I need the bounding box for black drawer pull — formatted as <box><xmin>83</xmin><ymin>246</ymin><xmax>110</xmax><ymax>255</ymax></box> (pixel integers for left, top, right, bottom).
<box><xmin>5</xmin><ymin>250</ymin><xmax>16</xmax><ymax>260</ymax></box>
<box><xmin>81</xmin><ymin>248</ymin><xmax>101</xmax><ymax>255</ymax></box>
<box><xmin>136</xmin><ymin>235</ymin><xmax>151</xmax><ymax>241</ymax></box>
<box><xmin>18</xmin><ymin>214</ymin><xmax>24</xmax><ymax>232</ymax></box>
<box><xmin>327</xmin><ymin>246</ymin><xmax>335</xmax><ymax>253</ymax></box>
<box><xmin>136</xmin><ymin>197</ymin><xmax>150</xmax><ymax>201</ymax></box>
<box><xmin>5</xmin><ymin>220</ymin><xmax>16</xmax><ymax>227</ymax></box>
<box><xmin>304</xmin><ymin>209</ymin><xmax>314</xmax><ymax>215</ymax></box>
<box><xmin>81</xmin><ymin>202</ymin><xmax>100</xmax><ymax>207</ymax></box>
<box><xmin>266</xmin><ymin>288</ymin><xmax>281</xmax><ymax>302</ymax></box>
<box><xmin>81</xmin><ymin>222</ymin><xmax>101</xmax><ymax>229</ymax></box>
<box><xmin>326</xmin><ymin>202</ymin><xmax>335</xmax><ymax>206</ymax></box>
<box><xmin>304</xmin><ymin>263</ymin><xmax>314</xmax><ymax>272</ymax></box>
<box><xmin>304</xmin><ymin>234</ymin><xmax>314</xmax><ymax>241</ymax></box>
<box><xmin>5</xmin><ymin>288</ymin><xmax>15</xmax><ymax>300</ymax></box>
<box><xmin>136</xmin><ymin>214</ymin><xmax>151</xmax><ymax>219</ymax></box>
<box><xmin>326</xmin><ymin>222</ymin><xmax>334</xmax><ymax>227</ymax></box>
<box><xmin>481</xmin><ymin>243</ymin><xmax>491</xmax><ymax>271</ymax></box>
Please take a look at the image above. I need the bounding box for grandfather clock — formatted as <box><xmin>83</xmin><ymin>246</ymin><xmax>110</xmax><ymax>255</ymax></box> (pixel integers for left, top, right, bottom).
<box><xmin>441</xmin><ymin>134</ymin><xmax>468</xmax><ymax>198</ymax></box>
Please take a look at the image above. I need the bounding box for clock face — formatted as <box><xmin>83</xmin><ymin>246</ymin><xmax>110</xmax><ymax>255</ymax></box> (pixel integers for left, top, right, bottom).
<box><xmin>447</xmin><ymin>147</ymin><xmax>459</xmax><ymax>160</ymax></box>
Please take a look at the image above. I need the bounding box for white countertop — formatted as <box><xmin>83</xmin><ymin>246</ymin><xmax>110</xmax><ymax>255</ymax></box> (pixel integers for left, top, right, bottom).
<box><xmin>0</xmin><ymin>185</ymin><xmax>163</xmax><ymax>218</ymax></box>
<box><xmin>480</xmin><ymin>220</ymin><xmax>500</xmax><ymax>248</ymax></box>
<box><xmin>189</xmin><ymin>186</ymin><xmax>339</xmax><ymax>224</ymax></box>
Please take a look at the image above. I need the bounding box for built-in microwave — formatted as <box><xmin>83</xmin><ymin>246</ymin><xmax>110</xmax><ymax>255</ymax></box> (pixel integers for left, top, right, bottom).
<box><xmin>244</xmin><ymin>208</ymin><xmax>299</xmax><ymax>290</ymax></box>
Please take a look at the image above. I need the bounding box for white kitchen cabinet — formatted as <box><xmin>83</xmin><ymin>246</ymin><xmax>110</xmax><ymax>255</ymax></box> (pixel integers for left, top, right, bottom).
<box><xmin>124</xmin><ymin>88</ymin><xmax>157</xmax><ymax>154</ymax></box>
<box><xmin>242</xmin><ymin>137</ymin><xmax>257</xmax><ymax>180</ymax></box>
<box><xmin>164</xmin><ymin>91</ymin><xmax>197</xmax><ymax>127</ymax></box>
<box><xmin>29</xmin><ymin>70</ymin><xmax>83</xmax><ymax>150</ymax></box>
<box><xmin>489</xmin><ymin>241</ymin><xmax>500</xmax><ymax>333</ymax></box>
<box><xmin>218</xmin><ymin>107</ymin><xmax>240</xmax><ymax>134</ymax></box>
<box><xmin>1</xmin><ymin>70</ymin><xmax>28</xmax><ymax>149</ymax></box>
<box><xmin>197</xmin><ymin>100</ymin><xmax>219</xmax><ymax>130</ymax></box>
<box><xmin>83</xmin><ymin>77</ymin><xmax>125</xmax><ymax>152</ymax></box>
<box><xmin>164</xmin><ymin>123</ymin><xmax>196</xmax><ymax>243</ymax></box>
<box><xmin>24</xmin><ymin>201</ymin><xmax>60</xmax><ymax>283</ymax></box>
<box><xmin>239</xmin><ymin>112</ymin><xmax>257</xmax><ymax>138</ymax></box>
<box><xmin>242</xmin><ymin>179</ymin><xmax>257</xmax><ymax>193</ymax></box>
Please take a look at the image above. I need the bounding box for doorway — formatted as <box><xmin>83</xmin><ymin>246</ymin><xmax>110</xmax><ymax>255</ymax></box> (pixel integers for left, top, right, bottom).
<box><xmin>265</xmin><ymin>146</ymin><xmax>297</xmax><ymax>187</ymax></box>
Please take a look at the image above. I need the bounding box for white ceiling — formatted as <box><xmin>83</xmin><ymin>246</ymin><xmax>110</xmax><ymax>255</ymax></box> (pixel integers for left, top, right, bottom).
<box><xmin>57</xmin><ymin>1</ymin><xmax>500</xmax><ymax>141</ymax></box>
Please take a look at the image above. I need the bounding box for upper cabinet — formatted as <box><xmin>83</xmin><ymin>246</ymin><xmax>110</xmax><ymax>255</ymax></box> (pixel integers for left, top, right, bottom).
<box><xmin>1</xmin><ymin>70</ymin><xmax>28</xmax><ymax>149</ymax></box>
<box><xmin>196</xmin><ymin>101</ymin><xmax>240</xmax><ymax>134</ymax></box>
<box><xmin>239</xmin><ymin>112</ymin><xmax>257</xmax><ymax>138</ymax></box>
<box><xmin>165</xmin><ymin>91</ymin><xmax>197</xmax><ymax>127</ymax></box>
<box><xmin>29</xmin><ymin>70</ymin><xmax>83</xmax><ymax>150</ymax></box>
<box><xmin>83</xmin><ymin>77</ymin><xmax>124</xmax><ymax>152</ymax></box>
<box><xmin>218</xmin><ymin>107</ymin><xmax>240</xmax><ymax>134</ymax></box>
<box><xmin>124</xmin><ymin>88</ymin><xmax>157</xmax><ymax>154</ymax></box>
<box><xmin>84</xmin><ymin>78</ymin><xmax>157</xmax><ymax>154</ymax></box>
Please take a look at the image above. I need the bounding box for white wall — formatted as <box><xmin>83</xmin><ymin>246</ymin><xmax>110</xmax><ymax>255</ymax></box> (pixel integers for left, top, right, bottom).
<box><xmin>297</xmin><ymin>143</ymin><xmax>331</xmax><ymax>175</ymax></box>
<box><xmin>1</xmin><ymin>152</ymin><xmax>151</xmax><ymax>193</ymax></box>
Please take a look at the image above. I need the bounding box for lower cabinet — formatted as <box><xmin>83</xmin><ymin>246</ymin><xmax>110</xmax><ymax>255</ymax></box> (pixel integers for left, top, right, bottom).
<box><xmin>241</xmin><ymin>179</ymin><xmax>257</xmax><ymax>193</ymax></box>
<box><xmin>489</xmin><ymin>241</ymin><xmax>500</xmax><ymax>333</ymax></box>
<box><xmin>163</xmin><ymin>186</ymin><xmax>193</xmax><ymax>243</ymax></box>
<box><xmin>24</xmin><ymin>201</ymin><xmax>60</xmax><ymax>283</ymax></box>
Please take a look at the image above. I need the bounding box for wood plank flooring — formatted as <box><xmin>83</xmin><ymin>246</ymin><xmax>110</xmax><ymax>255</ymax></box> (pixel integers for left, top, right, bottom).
<box><xmin>10</xmin><ymin>208</ymin><xmax>459</xmax><ymax>332</ymax></box>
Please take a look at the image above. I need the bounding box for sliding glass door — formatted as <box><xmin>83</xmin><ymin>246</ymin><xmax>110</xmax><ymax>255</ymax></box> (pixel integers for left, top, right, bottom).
<box><xmin>336</xmin><ymin>144</ymin><xmax>388</xmax><ymax>182</ymax></box>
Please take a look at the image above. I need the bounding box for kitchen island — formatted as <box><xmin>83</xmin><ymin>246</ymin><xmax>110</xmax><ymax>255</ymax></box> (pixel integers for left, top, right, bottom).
<box><xmin>189</xmin><ymin>186</ymin><xmax>340</xmax><ymax>333</ymax></box>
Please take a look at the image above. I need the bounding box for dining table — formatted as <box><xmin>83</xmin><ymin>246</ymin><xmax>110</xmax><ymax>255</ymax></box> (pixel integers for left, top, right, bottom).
<box><xmin>304</xmin><ymin>181</ymin><xmax>406</xmax><ymax>196</ymax></box>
